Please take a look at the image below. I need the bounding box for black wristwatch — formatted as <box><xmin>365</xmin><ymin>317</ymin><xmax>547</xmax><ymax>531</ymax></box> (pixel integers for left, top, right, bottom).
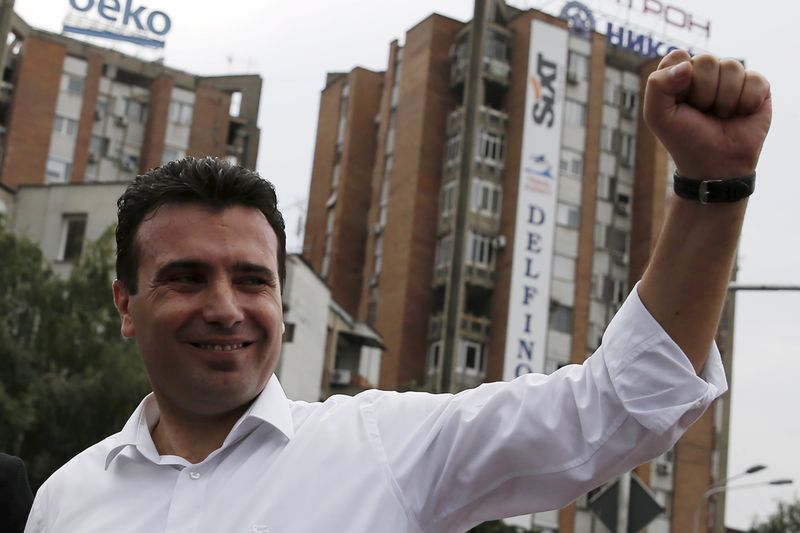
<box><xmin>673</xmin><ymin>171</ymin><xmax>755</xmax><ymax>204</ymax></box>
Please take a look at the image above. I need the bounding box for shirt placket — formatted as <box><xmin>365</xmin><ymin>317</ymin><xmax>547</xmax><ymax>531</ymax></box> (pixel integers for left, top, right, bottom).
<box><xmin>164</xmin><ymin>463</ymin><xmax>211</xmax><ymax>533</ymax></box>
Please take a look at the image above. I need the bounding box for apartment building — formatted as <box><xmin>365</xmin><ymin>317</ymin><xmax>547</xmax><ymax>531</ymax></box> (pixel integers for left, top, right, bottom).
<box><xmin>302</xmin><ymin>1</ymin><xmax>735</xmax><ymax>531</ymax></box>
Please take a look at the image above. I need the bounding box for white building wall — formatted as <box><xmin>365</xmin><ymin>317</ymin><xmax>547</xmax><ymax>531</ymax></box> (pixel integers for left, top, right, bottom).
<box><xmin>278</xmin><ymin>255</ymin><xmax>329</xmax><ymax>402</ymax></box>
<box><xmin>10</xmin><ymin>183</ymin><xmax>126</xmax><ymax>277</ymax></box>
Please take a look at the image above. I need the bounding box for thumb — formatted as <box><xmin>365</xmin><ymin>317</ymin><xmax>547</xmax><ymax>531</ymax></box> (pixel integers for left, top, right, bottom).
<box><xmin>644</xmin><ymin>61</ymin><xmax>693</xmax><ymax>133</ymax></box>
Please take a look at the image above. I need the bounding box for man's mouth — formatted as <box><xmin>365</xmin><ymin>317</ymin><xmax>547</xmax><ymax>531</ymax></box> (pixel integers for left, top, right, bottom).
<box><xmin>190</xmin><ymin>342</ymin><xmax>253</xmax><ymax>352</ymax></box>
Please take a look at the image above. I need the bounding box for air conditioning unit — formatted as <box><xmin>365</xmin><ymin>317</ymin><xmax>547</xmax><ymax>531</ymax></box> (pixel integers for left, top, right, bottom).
<box><xmin>114</xmin><ymin>116</ymin><xmax>129</xmax><ymax>127</ymax></box>
<box><xmin>330</xmin><ymin>368</ymin><xmax>352</xmax><ymax>386</ymax></box>
<box><xmin>372</xmin><ymin>222</ymin><xmax>383</xmax><ymax>235</ymax></box>
<box><xmin>120</xmin><ymin>159</ymin><xmax>137</xmax><ymax>172</ymax></box>
<box><xmin>87</xmin><ymin>152</ymin><xmax>99</xmax><ymax>164</ymax></box>
<box><xmin>656</xmin><ymin>463</ymin><xmax>672</xmax><ymax>477</ymax></box>
<box><xmin>613</xmin><ymin>251</ymin><xmax>629</xmax><ymax>265</ymax></box>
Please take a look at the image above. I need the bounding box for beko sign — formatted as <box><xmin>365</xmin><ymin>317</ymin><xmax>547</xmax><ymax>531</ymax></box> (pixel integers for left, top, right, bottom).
<box><xmin>64</xmin><ymin>0</ymin><xmax>172</xmax><ymax>49</ymax></box>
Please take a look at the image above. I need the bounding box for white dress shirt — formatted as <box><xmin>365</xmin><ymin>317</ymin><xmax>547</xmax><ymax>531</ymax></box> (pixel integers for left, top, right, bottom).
<box><xmin>25</xmin><ymin>286</ymin><xmax>727</xmax><ymax>533</ymax></box>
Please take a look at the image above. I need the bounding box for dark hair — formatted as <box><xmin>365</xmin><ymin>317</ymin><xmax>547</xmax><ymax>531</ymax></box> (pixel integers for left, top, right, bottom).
<box><xmin>116</xmin><ymin>157</ymin><xmax>286</xmax><ymax>294</ymax></box>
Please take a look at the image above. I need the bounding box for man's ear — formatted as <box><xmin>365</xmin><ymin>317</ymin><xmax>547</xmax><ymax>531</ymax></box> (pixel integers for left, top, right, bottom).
<box><xmin>112</xmin><ymin>279</ymin><xmax>136</xmax><ymax>338</ymax></box>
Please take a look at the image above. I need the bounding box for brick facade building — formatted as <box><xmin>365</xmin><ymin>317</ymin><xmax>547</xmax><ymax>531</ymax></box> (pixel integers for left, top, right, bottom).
<box><xmin>302</xmin><ymin>1</ymin><xmax>736</xmax><ymax>532</ymax></box>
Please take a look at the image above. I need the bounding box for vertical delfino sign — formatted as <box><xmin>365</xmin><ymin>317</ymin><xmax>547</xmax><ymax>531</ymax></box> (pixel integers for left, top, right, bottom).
<box><xmin>503</xmin><ymin>20</ymin><xmax>568</xmax><ymax>380</ymax></box>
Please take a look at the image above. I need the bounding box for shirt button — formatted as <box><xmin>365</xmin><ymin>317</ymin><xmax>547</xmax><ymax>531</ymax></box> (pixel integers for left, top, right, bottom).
<box><xmin>189</xmin><ymin>471</ymin><xmax>201</xmax><ymax>480</ymax></box>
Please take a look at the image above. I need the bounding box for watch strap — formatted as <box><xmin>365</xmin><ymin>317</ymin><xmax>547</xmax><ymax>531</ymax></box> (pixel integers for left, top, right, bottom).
<box><xmin>673</xmin><ymin>171</ymin><xmax>755</xmax><ymax>204</ymax></box>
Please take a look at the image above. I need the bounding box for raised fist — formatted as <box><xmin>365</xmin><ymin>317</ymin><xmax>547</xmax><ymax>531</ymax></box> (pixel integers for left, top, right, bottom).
<box><xmin>643</xmin><ymin>50</ymin><xmax>772</xmax><ymax>179</ymax></box>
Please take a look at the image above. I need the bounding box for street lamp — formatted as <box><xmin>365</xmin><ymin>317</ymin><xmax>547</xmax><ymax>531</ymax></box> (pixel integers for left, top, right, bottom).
<box><xmin>692</xmin><ymin>478</ymin><xmax>794</xmax><ymax>533</ymax></box>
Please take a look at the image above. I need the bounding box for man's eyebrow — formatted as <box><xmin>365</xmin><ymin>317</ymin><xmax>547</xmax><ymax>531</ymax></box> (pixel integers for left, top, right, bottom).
<box><xmin>153</xmin><ymin>260</ymin><xmax>211</xmax><ymax>279</ymax></box>
<box><xmin>231</xmin><ymin>262</ymin><xmax>276</xmax><ymax>279</ymax></box>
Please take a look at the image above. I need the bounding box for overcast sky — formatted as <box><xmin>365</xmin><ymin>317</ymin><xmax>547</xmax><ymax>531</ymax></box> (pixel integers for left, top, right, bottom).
<box><xmin>13</xmin><ymin>0</ymin><xmax>799</xmax><ymax>529</ymax></box>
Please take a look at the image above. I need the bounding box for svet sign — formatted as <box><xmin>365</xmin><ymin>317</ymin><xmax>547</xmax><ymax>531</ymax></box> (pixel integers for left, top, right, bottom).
<box><xmin>63</xmin><ymin>0</ymin><xmax>172</xmax><ymax>49</ymax></box>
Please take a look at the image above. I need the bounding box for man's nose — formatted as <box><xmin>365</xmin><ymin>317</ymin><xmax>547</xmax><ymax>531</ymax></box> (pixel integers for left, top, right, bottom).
<box><xmin>202</xmin><ymin>279</ymin><xmax>245</xmax><ymax>328</ymax></box>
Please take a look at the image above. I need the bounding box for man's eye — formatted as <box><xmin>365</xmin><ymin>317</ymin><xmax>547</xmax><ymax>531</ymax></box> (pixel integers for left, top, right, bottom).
<box><xmin>170</xmin><ymin>274</ymin><xmax>202</xmax><ymax>284</ymax></box>
<box><xmin>238</xmin><ymin>277</ymin><xmax>270</xmax><ymax>286</ymax></box>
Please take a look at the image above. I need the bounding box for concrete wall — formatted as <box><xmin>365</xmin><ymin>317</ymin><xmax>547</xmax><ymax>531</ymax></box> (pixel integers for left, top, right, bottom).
<box><xmin>277</xmin><ymin>254</ymin><xmax>329</xmax><ymax>402</ymax></box>
<box><xmin>10</xmin><ymin>182</ymin><xmax>125</xmax><ymax>277</ymax></box>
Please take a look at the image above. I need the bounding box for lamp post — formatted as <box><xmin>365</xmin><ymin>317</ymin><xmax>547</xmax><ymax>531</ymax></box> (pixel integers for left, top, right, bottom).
<box><xmin>692</xmin><ymin>478</ymin><xmax>794</xmax><ymax>533</ymax></box>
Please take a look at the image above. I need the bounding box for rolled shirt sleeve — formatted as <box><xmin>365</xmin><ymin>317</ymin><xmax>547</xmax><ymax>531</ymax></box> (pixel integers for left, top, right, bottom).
<box><xmin>369</xmin><ymin>283</ymin><xmax>728</xmax><ymax>533</ymax></box>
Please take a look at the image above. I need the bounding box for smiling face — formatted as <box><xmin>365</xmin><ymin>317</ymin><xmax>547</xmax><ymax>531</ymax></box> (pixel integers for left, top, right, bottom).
<box><xmin>113</xmin><ymin>203</ymin><xmax>283</xmax><ymax>418</ymax></box>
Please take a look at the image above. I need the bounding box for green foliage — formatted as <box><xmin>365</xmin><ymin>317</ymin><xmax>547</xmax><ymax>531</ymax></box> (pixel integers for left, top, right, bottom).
<box><xmin>0</xmin><ymin>219</ymin><xmax>150</xmax><ymax>489</ymax></box>
<box><xmin>750</xmin><ymin>497</ymin><xmax>800</xmax><ymax>532</ymax></box>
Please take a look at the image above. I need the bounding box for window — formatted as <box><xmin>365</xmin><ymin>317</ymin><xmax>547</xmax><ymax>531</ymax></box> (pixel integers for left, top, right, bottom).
<box><xmin>61</xmin><ymin>73</ymin><xmax>84</xmax><ymax>95</ymax></box>
<box><xmin>59</xmin><ymin>214</ymin><xmax>87</xmax><ymax>261</ymax></box>
<box><xmin>440</xmin><ymin>181</ymin><xmax>457</xmax><ymax>217</ymax></box>
<box><xmin>126</xmin><ymin>99</ymin><xmax>147</xmax><ymax>122</ymax></box>
<box><xmin>45</xmin><ymin>158</ymin><xmax>70</xmax><ymax>183</ymax></box>
<box><xmin>600</xmin><ymin>126</ymin><xmax>615</xmax><ymax>152</ymax></box>
<box><xmin>607</xmin><ymin>227</ymin><xmax>628</xmax><ymax>255</ymax></box>
<box><xmin>435</xmin><ymin>234</ymin><xmax>452</xmax><ymax>268</ymax></box>
<box><xmin>550</xmin><ymin>303</ymin><xmax>573</xmax><ymax>333</ymax></box>
<box><xmin>168</xmin><ymin>101</ymin><xmax>193</xmax><ymax>125</ymax></box>
<box><xmin>322</xmin><ymin>207</ymin><xmax>335</xmax><ymax>278</ymax></box>
<box><xmin>89</xmin><ymin>135</ymin><xmax>109</xmax><ymax>157</ymax></box>
<box><xmin>120</xmin><ymin>153</ymin><xmax>139</xmax><ymax>173</ymax></box>
<box><xmin>556</xmin><ymin>203</ymin><xmax>580</xmax><ymax>228</ymax></box>
<box><xmin>95</xmin><ymin>97</ymin><xmax>109</xmax><ymax>116</ymax></box>
<box><xmin>428</xmin><ymin>341</ymin><xmax>442</xmax><ymax>372</ymax></box>
<box><xmin>485</xmin><ymin>30</ymin><xmax>508</xmax><ymax>61</ymax></box>
<box><xmin>373</xmin><ymin>235</ymin><xmax>383</xmax><ymax>275</ymax></box>
<box><xmin>466</xmin><ymin>231</ymin><xmax>495</xmax><ymax>268</ymax></box>
<box><xmin>471</xmin><ymin>179</ymin><xmax>501</xmax><ymax>217</ymax></box>
<box><xmin>162</xmin><ymin>146</ymin><xmax>184</xmax><ymax>164</ymax></box>
<box><xmin>597</xmin><ymin>173</ymin><xmax>615</xmax><ymax>200</ymax></box>
<box><xmin>460</xmin><ymin>340</ymin><xmax>486</xmax><ymax>376</ymax></box>
<box><xmin>619</xmin><ymin>132</ymin><xmax>635</xmax><ymax>164</ymax></box>
<box><xmin>331</xmin><ymin>162</ymin><xmax>341</xmax><ymax>190</ymax></box>
<box><xmin>229</xmin><ymin>91</ymin><xmax>242</xmax><ymax>117</ymax></box>
<box><xmin>564</xmin><ymin>100</ymin><xmax>586</xmax><ymax>126</ymax></box>
<box><xmin>620</xmin><ymin>88</ymin><xmax>638</xmax><ymax>115</ymax></box>
<box><xmin>560</xmin><ymin>151</ymin><xmax>583</xmax><ymax>178</ymax></box>
<box><xmin>445</xmin><ymin>135</ymin><xmax>461</xmax><ymax>165</ymax></box>
<box><xmin>53</xmin><ymin>116</ymin><xmax>79</xmax><ymax>136</ymax></box>
<box><xmin>567</xmin><ymin>51</ymin><xmax>589</xmax><ymax>82</ymax></box>
<box><xmin>603</xmin><ymin>79</ymin><xmax>620</xmax><ymax>106</ymax></box>
<box><xmin>477</xmin><ymin>130</ymin><xmax>504</xmax><ymax>165</ymax></box>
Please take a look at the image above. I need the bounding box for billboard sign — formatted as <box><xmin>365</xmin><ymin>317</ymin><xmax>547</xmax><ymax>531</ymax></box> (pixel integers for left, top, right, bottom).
<box><xmin>558</xmin><ymin>0</ymin><xmax>710</xmax><ymax>58</ymax></box>
<box><xmin>63</xmin><ymin>0</ymin><xmax>172</xmax><ymax>49</ymax></box>
<box><xmin>503</xmin><ymin>20</ymin><xmax>568</xmax><ymax>380</ymax></box>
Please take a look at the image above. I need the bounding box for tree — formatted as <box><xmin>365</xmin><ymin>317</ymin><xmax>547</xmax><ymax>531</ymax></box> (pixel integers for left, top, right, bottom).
<box><xmin>750</xmin><ymin>497</ymin><xmax>800</xmax><ymax>533</ymax></box>
<box><xmin>0</xmin><ymin>219</ymin><xmax>150</xmax><ymax>488</ymax></box>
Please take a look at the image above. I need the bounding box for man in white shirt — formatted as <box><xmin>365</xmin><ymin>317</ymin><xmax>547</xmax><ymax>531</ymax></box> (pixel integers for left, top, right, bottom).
<box><xmin>25</xmin><ymin>50</ymin><xmax>770</xmax><ymax>532</ymax></box>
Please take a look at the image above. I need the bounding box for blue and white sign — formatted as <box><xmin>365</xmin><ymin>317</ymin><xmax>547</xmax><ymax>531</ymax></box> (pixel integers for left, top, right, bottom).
<box><xmin>558</xmin><ymin>0</ymin><xmax>708</xmax><ymax>58</ymax></box>
<box><xmin>503</xmin><ymin>20</ymin><xmax>568</xmax><ymax>380</ymax></box>
<box><xmin>63</xmin><ymin>0</ymin><xmax>172</xmax><ymax>49</ymax></box>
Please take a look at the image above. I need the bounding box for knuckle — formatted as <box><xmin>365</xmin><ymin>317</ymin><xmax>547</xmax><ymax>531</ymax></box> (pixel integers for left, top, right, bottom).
<box><xmin>692</xmin><ymin>53</ymin><xmax>719</xmax><ymax>72</ymax></box>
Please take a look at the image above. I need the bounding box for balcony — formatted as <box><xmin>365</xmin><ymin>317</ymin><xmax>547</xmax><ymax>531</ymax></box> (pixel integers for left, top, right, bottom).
<box><xmin>428</xmin><ymin>314</ymin><xmax>444</xmax><ymax>340</ymax></box>
<box><xmin>482</xmin><ymin>57</ymin><xmax>510</xmax><ymax>86</ymax></box>
<box><xmin>0</xmin><ymin>81</ymin><xmax>13</xmax><ymax>103</ymax></box>
<box><xmin>447</xmin><ymin>107</ymin><xmax>464</xmax><ymax>135</ymax></box>
<box><xmin>478</xmin><ymin>106</ymin><xmax>508</xmax><ymax>131</ymax></box>
<box><xmin>460</xmin><ymin>314</ymin><xmax>491</xmax><ymax>339</ymax></box>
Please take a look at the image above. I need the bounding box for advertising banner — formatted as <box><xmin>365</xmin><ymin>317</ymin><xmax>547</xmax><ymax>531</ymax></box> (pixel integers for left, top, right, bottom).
<box><xmin>503</xmin><ymin>20</ymin><xmax>568</xmax><ymax>380</ymax></box>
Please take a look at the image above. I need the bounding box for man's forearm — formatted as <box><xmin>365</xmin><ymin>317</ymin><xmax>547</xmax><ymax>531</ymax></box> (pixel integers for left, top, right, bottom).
<box><xmin>638</xmin><ymin>198</ymin><xmax>746</xmax><ymax>373</ymax></box>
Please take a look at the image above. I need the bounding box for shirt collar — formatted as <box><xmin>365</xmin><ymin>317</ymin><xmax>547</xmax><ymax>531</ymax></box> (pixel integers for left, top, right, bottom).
<box><xmin>104</xmin><ymin>374</ymin><xmax>293</xmax><ymax>470</ymax></box>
